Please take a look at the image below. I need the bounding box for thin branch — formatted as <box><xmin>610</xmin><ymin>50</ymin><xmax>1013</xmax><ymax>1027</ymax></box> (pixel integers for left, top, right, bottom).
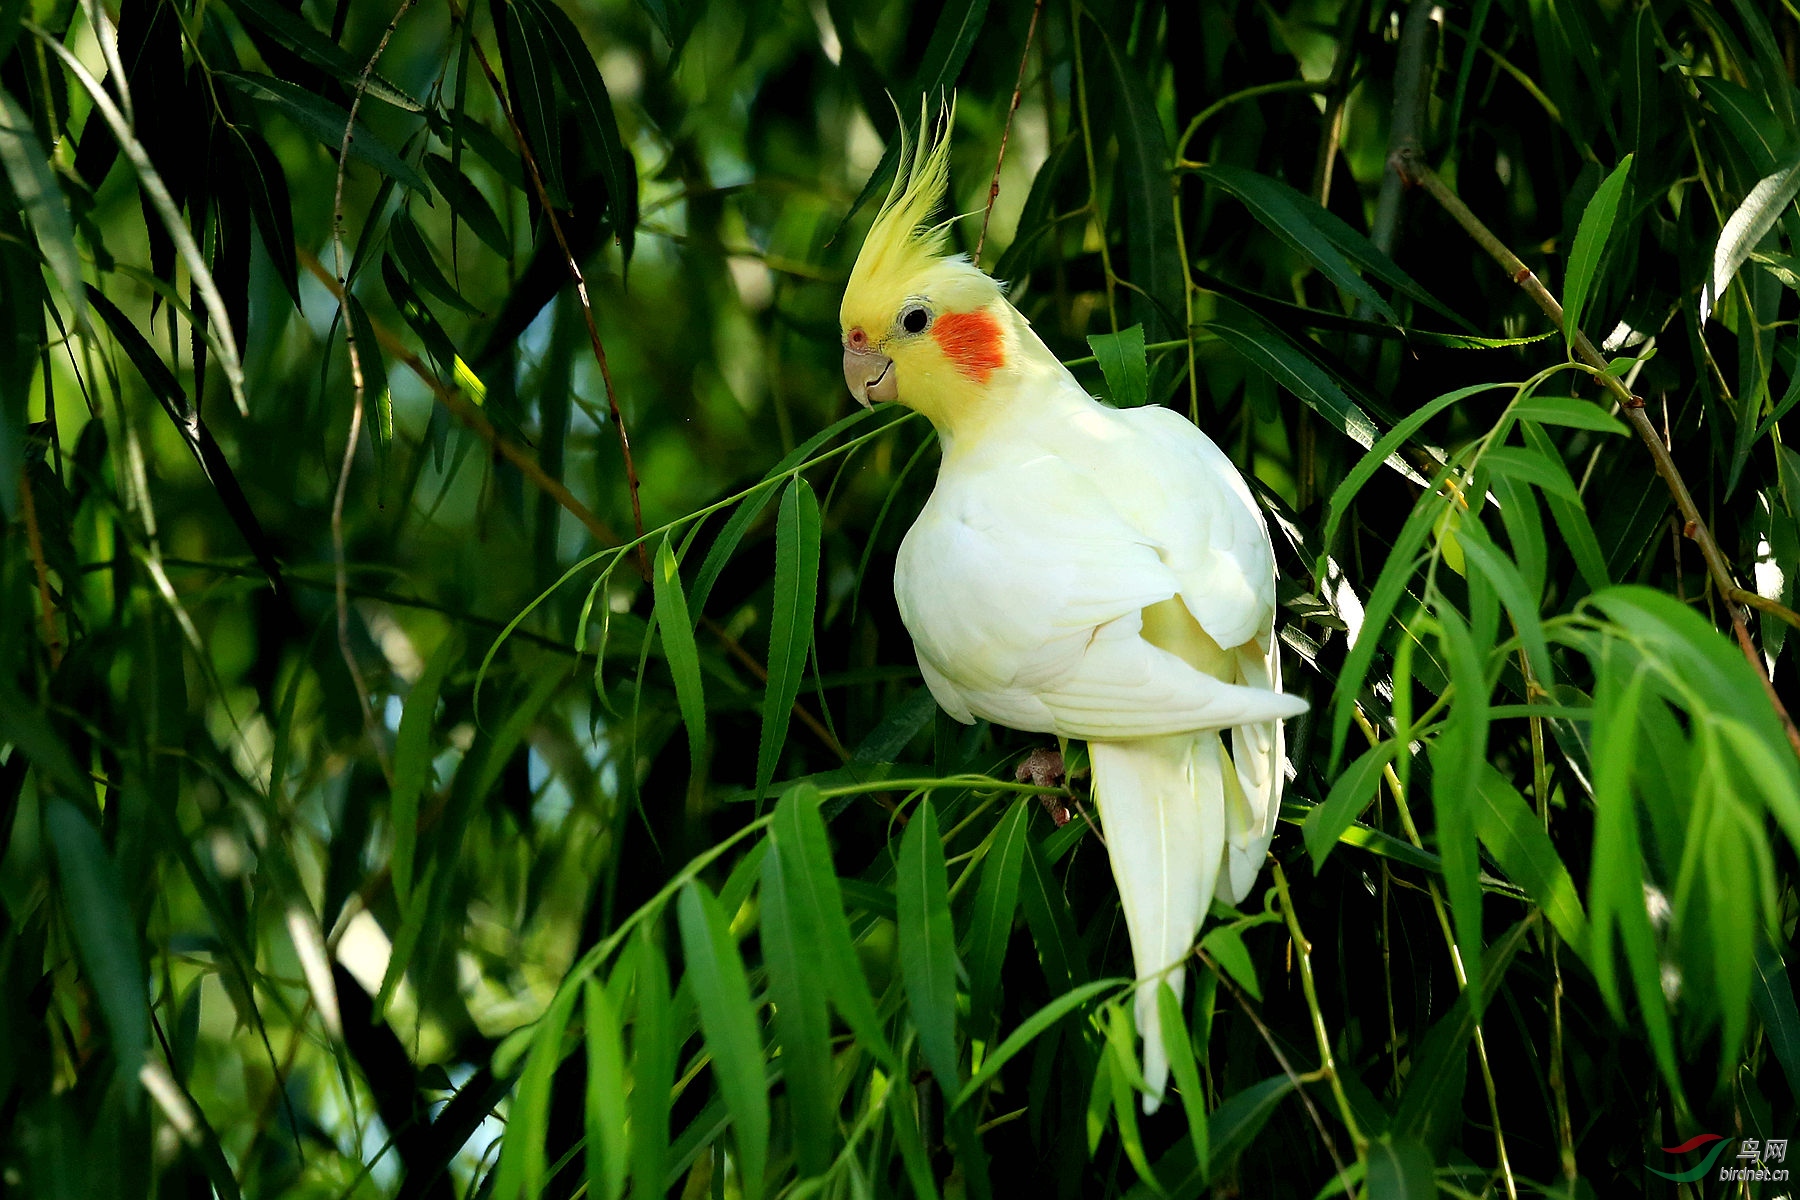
<box><xmin>1402</xmin><ymin>154</ymin><xmax>1800</xmax><ymax>760</ymax></box>
<box><xmin>329</xmin><ymin>0</ymin><xmax>416</xmax><ymax>758</ymax></box>
<box><xmin>452</xmin><ymin>3</ymin><xmax>649</xmax><ymax>579</ymax></box>
<box><xmin>975</xmin><ymin>0</ymin><xmax>1044</xmax><ymax>264</ymax></box>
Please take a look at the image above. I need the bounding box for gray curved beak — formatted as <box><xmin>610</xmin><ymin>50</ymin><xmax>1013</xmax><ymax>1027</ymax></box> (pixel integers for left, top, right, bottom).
<box><xmin>843</xmin><ymin>347</ymin><xmax>897</xmax><ymax>408</ymax></box>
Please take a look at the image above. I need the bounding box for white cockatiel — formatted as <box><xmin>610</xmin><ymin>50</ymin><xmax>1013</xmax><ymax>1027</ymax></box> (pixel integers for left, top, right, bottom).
<box><xmin>838</xmin><ymin>111</ymin><xmax>1307</xmax><ymax>1111</ymax></box>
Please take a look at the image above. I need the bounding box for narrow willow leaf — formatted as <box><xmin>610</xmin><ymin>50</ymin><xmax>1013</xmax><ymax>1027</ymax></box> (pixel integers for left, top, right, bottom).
<box><xmin>1431</xmin><ymin>603</ymin><xmax>1488</xmax><ymax>1002</ymax></box>
<box><xmin>1703</xmin><ymin>763</ymin><xmax>1755</xmax><ymax>1069</ymax></box>
<box><xmin>225</xmin><ymin>128</ymin><xmax>300</xmax><ymax>307</ymax></box>
<box><xmin>1703</xmin><ymin>150</ymin><xmax>1800</xmax><ymax>324</ymax></box>
<box><xmin>374</xmin><ymin>862</ymin><xmax>434</xmax><ymax>1014</ymax></box>
<box><xmin>1482</xmin><ymin>446</ymin><xmax>1580</xmax><ymax>501</ymax></box>
<box><xmin>1490</xmin><ymin>473</ymin><xmax>1546</xmax><ymax>599</ymax></box>
<box><xmin>421</xmin><ymin>154</ymin><xmax>510</xmax><ymax>256</ymax></box>
<box><xmin>757</xmin><ymin>479</ymin><xmax>821</xmax><ymax>797</ymax></box>
<box><xmin>490</xmin><ymin>976</ymin><xmax>580</xmax><ymax>1200</ymax></box>
<box><xmin>653</xmin><ymin>537</ymin><xmax>707</xmax><ymax>762</ymax></box>
<box><xmin>1104</xmin><ymin>1010</ymin><xmax>1161</xmax><ymax>1188</ymax></box>
<box><xmin>1018</xmin><ymin>827</ymin><xmax>1084</xmax><ymax>991</ymax></box>
<box><xmin>1511</xmin><ymin>395</ymin><xmax>1629</xmax><ymax>435</ymax></box>
<box><xmin>1206</xmin><ymin>1075</ymin><xmax>1297</xmax><ymax>1179</ymax></box>
<box><xmin>1520</xmin><ymin>423</ymin><xmax>1610</xmax><ymax>593</ymax></box>
<box><xmin>677</xmin><ymin>881</ymin><xmax>769</xmax><ymax>1200</ymax></box>
<box><xmin>47</xmin><ymin>800</ymin><xmax>149</xmax><ymax>1073</ymax></box>
<box><xmin>1456</xmin><ymin>522</ymin><xmax>1551</xmax><ymax>682</ymax></box>
<box><xmin>1102</xmin><ymin>30</ymin><xmax>1181</xmax><ymax>342</ymax></box>
<box><xmin>1087</xmin><ymin>324</ymin><xmax>1148</xmax><ymax>409</ymax></box>
<box><xmin>490</xmin><ymin>0</ymin><xmax>567</xmax><ymax>207</ymax></box>
<box><xmin>1303</xmin><ymin>739</ymin><xmax>1401</xmax><ymax>870</ymax></box>
<box><xmin>1471</xmin><ymin>765</ymin><xmax>1586</xmax><ymax>950</ymax></box>
<box><xmin>1156</xmin><ymin>983</ymin><xmax>1209</xmax><ymax>1182</ymax></box>
<box><xmin>965</xmin><ymin>800</ymin><xmax>1030</xmax><ymax>1036</ymax></box>
<box><xmin>388</xmin><ymin>210</ymin><xmax>481</xmax><ymax>315</ymax></box>
<box><xmin>1365</xmin><ymin>1136</ymin><xmax>1437</xmax><ymax>1199</ymax></box>
<box><xmin>216</xmin><ymin>72</ymin><xmax>431</xmax><ymax>194</ymax></box>
<box><xmin>382</xmin><ymin>253</ymin><xmax>459</xmax><ymax>372</ymax></box>
<box><xmin>1197</xmin><ymin>164</ymin><xmax>1398</xmax><ymax>323</ymax></box>
<box><xmin>1200</xmin><ymin>317</ymin><xmax>1390</xmax><ymax>469</ymax></box>
<box><xmin>630</xmin><ymin>930</ymin><xmax>674</xmax><ymax>1199</ymax></box>
<box><xmin>771</xmin><ymin>785</ymin><xmax>898</xmax><ymax>1069</ymax></box>
<box><xmin>1563</xmin><ymin>155</ymin><xmax>1633</xmax><ymax>343</ymax></box>
<box><xmin>0</xmin><ymin>89</ymin><xmax>82</xmax><ymax>318</ymax></box>
<box><xmin>1753</xmin><ymin>940</ymin><xmax>1800</xmax><ymax>1103</ymax></box>
<box><xmin>759</xmin><ymin>846</ymin><xmax>835</xmax><ymax>1176</ymax></box>
<box><xmin>522</xmin><ymin>0</ymin><xmax>639</xmax><ymax>264</ymax></box>
<box><xmin>1328</xmin><ymin>496</ymin><xmax>1438</xmax><ymax>766</ymax></box>
<box><xmin>391</xmin><ymin>632</ymin><xmax>460</xmax><ymax>905</ymax></box>
<box><xmin>1393</xmin><ymin>919</ymin><xmax>1532</xmax><ymax>1141</ymax></box>
<box><xmin>1317</xmin><ymin>382</ymin><xmax>1507</xmax><ymax>578</ymax></box>
<box><xmin>898</xmin><ymin>799</ymin><xmax>962</xmax><ymax>1096</ymax></box>
<box><xmin>888</xmin><ymin>1067</ymin><xmax>942</xmax><ymax>1200</ymax></box>
<box><xmin>954</xmin><ymin>976</ymin><xmax>1124</xmax><ymax>1108</ymax></box>
<box><xmin>583</xmin><ymin>979</ymin><xmax>628</xmax><ymax>1200</ymax></box>
<box><xmin>224</xmin><ymin>0</ymin><xmax>421</xmax><ymax>110</ymax></box>
<box><xmin>1198</xmin><ymin>925</ymin><xmax>1261</xmax><ymax>1002</ymax></box>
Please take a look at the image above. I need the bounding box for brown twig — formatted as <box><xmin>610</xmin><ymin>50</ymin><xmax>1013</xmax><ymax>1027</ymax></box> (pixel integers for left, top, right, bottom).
<box><xmin>329</xmin><ymin>0</ymin><xmax>415</xmax><ymax>747</ymax></box>
<box><xmin>300</xmin><ymin>249</ymin><xmax>624</xmax><ymax>549</ymax></box>
<box><xmin>1733</xmin><ymin>587</ymin><xmax>1800</xmax><ymax>633</ymax></box>
<box><xmin>1401</xmin><ymin>153</ymin><xmax>1800</xmax><ymax>759</ymax></box>
<box><xmin>452</xmin><ymin>3</ymin><xmax>649</xmax><ymax>579</ymax></box>
<box><xmin>975</xmin><ymin>0</ymin><xmax>1044</xmax><ymax>264</ymax></box>
<box><xmin>20</xmin><ymin>473</ymin><xmax>63</xmax><ymax>668</ymax></box>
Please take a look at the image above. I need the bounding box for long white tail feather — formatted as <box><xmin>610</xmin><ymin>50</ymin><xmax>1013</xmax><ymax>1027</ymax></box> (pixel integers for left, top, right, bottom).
<box><xmin>1089</xmin><ymin>733</ymin><xmax>1226</xmax><ymax>1114</ymax></box>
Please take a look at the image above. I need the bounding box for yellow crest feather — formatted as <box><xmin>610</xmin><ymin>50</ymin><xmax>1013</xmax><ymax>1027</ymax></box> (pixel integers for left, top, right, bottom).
<box><xmin>846</xmin><ymin>98</ymin><xmax>960</xmax><ymax>303</ymax></box>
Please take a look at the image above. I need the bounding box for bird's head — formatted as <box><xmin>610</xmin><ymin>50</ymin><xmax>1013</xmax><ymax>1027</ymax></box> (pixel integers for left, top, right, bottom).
<box><xmin>839</xmin><ymin>103</ymin><xmax>1013</xmax><ymax>432</ymax></box>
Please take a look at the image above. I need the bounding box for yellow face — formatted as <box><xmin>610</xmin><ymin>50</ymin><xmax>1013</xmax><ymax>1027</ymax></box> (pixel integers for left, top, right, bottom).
<box><xmin>839</xmin><ymin>266</ymin><xmax>1010</xmax><ymax>428</ymax></box>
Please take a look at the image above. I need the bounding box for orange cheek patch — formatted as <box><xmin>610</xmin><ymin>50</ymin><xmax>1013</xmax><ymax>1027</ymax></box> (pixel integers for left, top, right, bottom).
<box><xmin>933</xmin><ymin>311</ymin><xmax>1005</xmax><ymax>382</ymax></box>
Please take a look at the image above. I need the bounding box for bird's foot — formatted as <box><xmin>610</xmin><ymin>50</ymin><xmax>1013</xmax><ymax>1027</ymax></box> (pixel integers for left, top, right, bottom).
<box><xmin>1016</xmin><ymin>747</ymin><xmax>1071</xmax><ymax>825</ymax></box>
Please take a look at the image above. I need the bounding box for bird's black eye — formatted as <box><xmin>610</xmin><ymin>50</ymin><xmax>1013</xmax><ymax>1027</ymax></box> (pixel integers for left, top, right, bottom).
<box><xmin>900</xmin><ymin>303</ymin><xmax>931</xmax><ymax>335</ymax></box>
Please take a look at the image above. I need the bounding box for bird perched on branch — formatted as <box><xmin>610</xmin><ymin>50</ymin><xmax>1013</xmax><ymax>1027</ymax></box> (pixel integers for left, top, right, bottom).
<box><xmin>839</xmin><ymin>105</ymin><xmax>1307</xmax><ymax>1112</ymax></box>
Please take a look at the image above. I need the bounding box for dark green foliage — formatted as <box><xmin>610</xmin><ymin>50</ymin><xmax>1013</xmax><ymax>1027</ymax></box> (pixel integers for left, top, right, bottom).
<box><xmin>3</xmin><ymin>0</ymin><xmax>1800</xmax><ymax>1196</ymax></box>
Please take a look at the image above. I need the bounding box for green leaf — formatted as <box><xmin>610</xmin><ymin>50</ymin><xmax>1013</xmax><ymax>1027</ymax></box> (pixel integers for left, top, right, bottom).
<box><xmin>215</xmin><ymin>72</ymin><xmax>431</xmax><ymax>194</ymax></box>
<box><xmin>389</xmin><ymin>209</ymin><xmax>482</xmax><ymax>315</ymax></box>
<box><xmin>1088</xmin><ymin>323</ymin><xmax>1149</xmax><ymax>408</ymax></box>
<box><xmin>391</xmin><ymin>632</ymin><xmax>460</xmax><ymax>906</ymax></box>
<box><xmin>1456</xmin><ymin>521</ymin><xmax>1550</xmax><ymax>682</ymax></box>
<box><xmin>629</xmin><ymin>929</ymin><xmax>675</xmax><ymax>1199</ymax></box>
<box><xmin>1303</xmin><ymin>740</ymin><xmax>1400</xmax><ymax>870</ymax></box>
<box><xmin>225</xmin><ymin>128</ymin><xmax>301</xmax><ymax>307</ymax></box>
<box><xmin>0</xmin><ymin>88</ymin><xmax>82</xmax><ymax>318</ymax></box>
<box><xmin>1704</xmin><ymin>150</ymin><xmax>1800</xmax><ymax>324</ymax></box>
<box><xmin>582</xmin><ymin>978</ymin><xmax>629</xmax><ymax>1200</ymax></box>
<box><xmin>771</xmin><ymin>785</ymin><xmax>898</xmax><ymax>1069</ymax></box>
<box><xmin>1207</xmin><ymin>1075</ymin><xmax>1296</xmax><ymax>1178</ymax></box>
<box><xmin>757</xmin><ymin>478</ymin><xmax>821</xmax><ymax>798</ymax></box>
<box><xmin>1196</xmin><ymin>165</ymin><xmax>1398</xmax><ymax>323</ymax></box>
<box><xmin>1198</xmin><ymin>925</ymin><xmax>1260</xmax><ymax>1002</ymax></box>
<box><xmin>676</xmin><ymin>880</ymin><xmax>770</xmax><ymax>1200</ymax></box>
<box><xmin>1318</xmin><ymin>382</ymin><xmax>1507</xmax><ymax>578</ymax></box>
<box><xmin>1156</xmin><ymin>983</ymin><xmax>1209</xmax><ymax>1182</ymax></box>
<box><xmin>1431</xmin><ymin>603</ymin><xmax>1489</xmax><ymax>1003</ymax></box>
<box><xmin>965</xmin><ymin>800</ymin><xmax>1029</xmax><ymax>1037</ymax></box>
<box><xmin>899</xmin><ymin>799</ymin><xmax>962</xmax><ymax>1096</ymax></box>
<box><xmin>953</xmin><ymin>977</ymin><xmax>1123</xmax><ymax>1108</ymax></box>
<box><xmin>1511</xmin><ymin>395</ymin><xmax>1629</xmax><ymax>435</ymax></box>
<box><xmin>490</xmin><ymin>971</ymin><xmax>581</xmax><ymax>1199</ymax></box>
<box><xmin>1328</xmin><ymin>496</ymin><xmax>1438</xmax><ymax>766</ymax></box>
<box><xmin>653</xmin><ymin>537</ymin><xmax>707</xmax><ymax>763</ymax></box>
<box><xmin>759</xmin><ymin>845</ymin><xmax>835</xmax><ymax>1177</ymax></box>
<box><xmin>223</xmin><ymin>0</ymin><xmax>422</xmax><ymax>111</ymax></box>
<box><xmin>1520</xmin><ymin>422</ymin><xmax>1610</xmax><ymax>593</ymax></box>
<box><xmin>521</xmin><ymin>0</ymin><xmax>639</xmax><ymax>265</ymax></box>
<box><xmin>381</xmin><ymin>252</ymin><xmax>460</xmax><ymax>373</ymax></box>
<box><xmin>1562</xmin><ymin>154</ymin><xmax>1632</xmax><ymax>343</ymax></box>
<box><xmin>1481</xmin><ymin>446</ymin><xmax>1580</xmax><ymax>501</ymax></box>
<box><xmin>421</xmin><ymin>154</ymin><xmax>510</xmax><ymax>257</ymax></box>
<box><xmin>1364</xmin><ymin>1136</ymin><xmax>1436</xmax><ymax>1200</ymax></box>
<box><xmin>1102</xmin><ymin>27</ymin><xmax>1182</xmax><ymax>342</ymax></box>
<box><xmin>1018</xmin><ymin>827</ymin><xmax>1085</xmax><ymax>992</ymax></box>
<box><xmin>490</xmin><ymin>0</ymin><xmax>567</xmax><ymax>208</ymax></box>
<box><xmin>1393</xmin><ymin>920</ymin><xmax>1532</xmax><ymax>1144</ymax></box>
<box><xmin>1753</xmin><ymin>939</ymin><xmax>1800</xmax><ymax>1104</ymax></box>
<box><xmin>47</xmin><ymin>799</ymin><xmax>149</xmax><ymax>1074</ymax></box>
<box><xmin>1470</xmin><ymin>765</ymin><xmax>1586</xmax><ymax>951</ymax></box>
